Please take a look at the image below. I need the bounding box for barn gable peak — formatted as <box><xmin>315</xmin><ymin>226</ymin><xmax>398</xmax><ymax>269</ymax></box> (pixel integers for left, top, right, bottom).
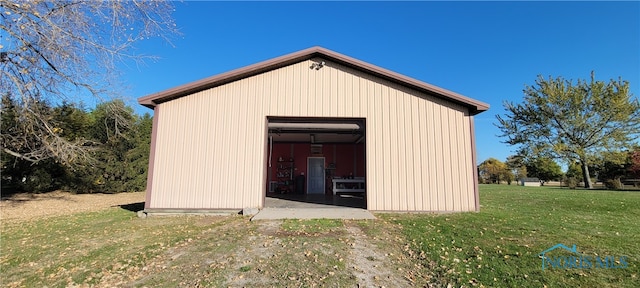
<box><xmin>138</xmin><ymin>46</ymin><xmax>489</xmax><ymax>115</ymax></box>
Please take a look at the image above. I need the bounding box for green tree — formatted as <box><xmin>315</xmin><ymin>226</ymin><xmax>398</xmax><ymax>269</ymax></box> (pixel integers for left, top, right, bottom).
<box><xmin>526</xmin><ymin>157</ymin><xmax>563</xmax><ymax>185</ymax></box>
<box><xmin>496</xmin><ymin>72</ymin><xmax>640</xmax><ymax>188</ymax></box>
<box><xmin>479</xmin><ymin>158</ymin><xmax>512</xmax><ymax>184</ymax></box>
<box><xmin>1</xmin><ymin>96</ymin><xmax>72</xmax><ymax>192</ymax></box>
<box><xmin>564</xmin><ymin>162</ymin><xmax>583</xmax><ymax>189</ymax></box>
<box><xmin>2</xmin><ymin>97</ymin><xmax>150</xmax><ymax>193</ymax></box>
<box><xmin>51</xmin><ymin>102</ymin><xmax>94</xmax><ymax>143</ymax></box>
<box><xmin>123</xmin><ymin>113</ymin><xmax>153</xmax><ymax>191</ymax></box>
<box><xmin>506</xmin><ymin>154</ymin><xmax>528</xmax><ymax>181</ymax></box>
<box><xmin>88</xmin><ymin>100</ymin><xmax>137</xmax><ymax>192</ymax></box>
<box><xmin>565</xmin><ymin>162</ymin><xmax>582</xmax><ymax>179</ymax></box>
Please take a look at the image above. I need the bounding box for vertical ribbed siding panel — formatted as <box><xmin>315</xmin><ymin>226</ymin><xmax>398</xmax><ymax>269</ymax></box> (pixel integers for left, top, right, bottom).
<box><xmin>246</xmin><ymin>78</ymin><xmax>262</xmax><ymax>208</ymax></box>
<box><xmin>253</xmin><ymin>74</ymin><xmax>266</xmax><ymax>207</ymax></box>
<box><xmin>407</xmin><ymin>94</ymin><xmax>419</xmax><ymax>210</ymax></box>
<box><xmin>277</xmin><ymin>68</ymin><xmax>287</xmax><ymax>116</ymax></box>
<box><xmin>364</xmin><ymin>76</ymin><xmax>378</xmax><ymax>210</ymax></box>
<box><xmin>150</xmin><ymin>104</ymin><xmax>167</xmax><ymax>208</ymax></box>
<box><xmin>236</xmin><ymin>82</ymin><xmax>247</xmax><ymax>206</ymax></box>
<box><xmin>311</xmin><ymin>62</ymin><xmax>322</xmax><ymax>117</ymax></box>
<box><xmin>415</xmin><ymin>96</ymin><xmax>428</xmax><ymax>211</ymax></box>
<box><xmin>381</xmin><ymin>84</ymin><xmax>393</xmax><ymax>211</ymax></box>
<box><xmin>237</xmin><ymin>80</ymin><xmax>249</xmax><ymax>205</ymax></box>
<box><xmin>348</xmin><ymin>71</ymin><xmax>357</xmax><ymax>117</ymax></box>
<box><xmin>204</xmin><ymin>90</ymin><xmax>217</xmax><ymax>208</ymax></box>
<box><xmin>265</xmin><ymin>71</ymin><xmax>275</xmax><ymax>115</ymax></box>
<box><xmin>226</xmin><ymin>83</ymin><xmax>240</xmax><ymax>207</ymax></box>
<box><xmin>270</xmin><ymin>71</ymin><xmax>279</xmax><ymax>115</ymax></box>
<box><xmin>189</xmin><ymin>92</ymin><xmax>203</xmax><ymax>207</ymax></box>
<box><xmin>461</xmin><ymin>110</ymin><xmax>472</xmax><ymax>211</ymax></box>
<box><xmin>330</xmin><ymin>66</ymin><xmax>339</xmax><ymax>117</ymax></box>
<box><xmin>356</xmin><ymin>70</ymin><xmax>366</xmax><ymax>117</ymax></box>
<box><xmin>420</xmin><ymin>97</ymin><xmax>429</xmax><ymax>211</ymax></box>
<box><xmin>219</xmin><ymin>84</ymin><xmax>232</xmax><ymax>207</ymax></box>
<box><xmin>394</xmin><ymin>85</ymin><xmax>408</xmax><ymax>211</ymax></box>
<box><xmin>310</xmin><ymin>61</ymin><xmax>319</xmax><ymax>116</ymax></box>
<box><xmin>431</xmin><ymin>102</ymin><xmax>444</xmax><ymax>211</ymax></box>
<box><xmin>450</xmin><ymin>108</ymin><xmax>462</xmax><ymax>211</ymax></box>
<box><xmin>391</xmin><ymin>86</ymin><xmax>402</xmax><ymax>210</ymax></box>
<box><xmin>448</xmin><ymin>108</ymin><xmax>461</xmax><ymax>211</ymax></box>
<box><xmin>299</xmin><ymin>61</ymin><xmax>309</xmax><ymax>115</ymax></box>
<box><xmin>291</xmin><ymin>65</ymin><xmax>301</xmax><ymax>115</ymax></box>
<box><xmin>163</xmin><ymin>100</ymin><xmax>179</xmax><ymax>208</ymax></box>
<box><xmin>442</xmin><ymin>104</ymin><xmax>454</xmax><ymax>211</ymax></box>
<box><xmin>386</xmin><ymin>86</ymin><xmax>398</xmax><ymax>211</ymax></box>
<box><xmin>457</xmin><ymin>112</ymin><xmax>470</xmax><ymax>211</ymax></box>
<box><xmin>442</xmin><ymin>107</ymin><xmax>453</xmax><ymax>211</ymax></box>
<box><xmin>462</xmin><ymin>113</ymin><xmax>474</xmax><ymax>210</ymax></box>
<box><xmin>372</xmin><ymin>79</ymin><xmax>382</xmax><ymax>210</ymax></box>
<box><xmin>211</xmin><ymin>88</ymin><xmax>224</xmax><ymax>208</ymax></box>
<box><xmin>322</xmin><ymin>63</ymin><xmax>332</xmax><ymax>116</ymax></box>
<box><xmin>382</xmin><ymin>85</ymin><xmax>406</xmax><ymax>210</ymax></box>
<box><xmin>174</xmin><ymin>99</ymin><xmax>188</xmax><ymax>207</ymax></box>
<box><xmin>285</xmin><ymin>65</ymin><xmax>295</xmax><ymax>115</ymax></box>
<box><xmin>341</xmin><ymin>71</ymin><xmax>351</xmax><ymax>117</ymax></box>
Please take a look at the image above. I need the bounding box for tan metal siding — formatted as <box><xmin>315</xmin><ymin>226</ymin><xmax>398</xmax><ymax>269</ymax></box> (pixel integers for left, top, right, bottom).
<box><xmin>149</xmin><ymin>58</ymin><xmax>478</xmax><ymax>211</ymax></box>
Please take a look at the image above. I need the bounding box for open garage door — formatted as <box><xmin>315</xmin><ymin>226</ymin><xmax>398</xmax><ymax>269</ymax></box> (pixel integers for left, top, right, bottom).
<box><xmin>265</xmin><ymin>117</ymin><xmax>366</xmax><ymax>209</ymax></box>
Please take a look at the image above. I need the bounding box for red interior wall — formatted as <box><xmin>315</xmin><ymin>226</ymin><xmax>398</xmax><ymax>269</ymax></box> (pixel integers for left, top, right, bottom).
<box><xmin>292</xmin><ymin>143</ymin><xmax>308</xmax><ymax>176</ymax></box>
<box><xmin>268</xmin><ymin>142</ymin><xmax>366</xmax><ymax>190</ymax></box>
<box><xmin>333</xmin><ymin>143</ymin><xmax>365</xmax><ymax>178</ymax></box>
<box><xmin>334</xmin><ymin>144</ymin><xmax>351</xmax><ymax>177</ymax></box>
<box><xmin>356</xmin><ymin>143</ymin><xmax>365</xmax><ymax>177</ymax></box>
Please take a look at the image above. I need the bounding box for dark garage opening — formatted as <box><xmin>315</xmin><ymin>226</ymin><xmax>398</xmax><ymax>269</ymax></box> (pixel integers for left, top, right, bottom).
<box><xmin>265</xmin><ymin>117</ymin><xmax>366</xmax><ymax>209</ymax></box>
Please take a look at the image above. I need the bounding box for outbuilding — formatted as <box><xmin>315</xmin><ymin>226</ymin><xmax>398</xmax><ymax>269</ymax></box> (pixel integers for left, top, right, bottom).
<box><xmin>138</xmin><ymin>47</ymin><xmax>489</xmax><ymax>213</ymax></box>
<box><xmin>521</xmin><ymin>178</ymin><xmax>542</xmax><ymax>187</ymax></box>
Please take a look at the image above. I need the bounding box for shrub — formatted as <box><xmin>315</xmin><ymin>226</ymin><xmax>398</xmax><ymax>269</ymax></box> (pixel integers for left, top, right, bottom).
<box><xmin>565</xmin><ymin>177</ymin><xmax>578</xmax><ymax>189</ymax></box>
<box><xmin>23</xmin><ymin>168</ymin><xmax>54</xmax><ymax>192</ymax></box>
<box><xmin>604</xmin><ymin>179</ymin><xmax>623</xmax><ymax>190</ymax></box>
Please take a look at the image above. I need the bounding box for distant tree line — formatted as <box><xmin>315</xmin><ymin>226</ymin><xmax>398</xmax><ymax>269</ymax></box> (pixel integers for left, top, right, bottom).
<box><xmin>1</xmin><ymin>95</ymin><xmax>151</xmax><ymax>193</ymax></box>
<box><xmin>478</xmin><ymin>151</ymin><xmax>640</xmax><ymax>189</ymax></box>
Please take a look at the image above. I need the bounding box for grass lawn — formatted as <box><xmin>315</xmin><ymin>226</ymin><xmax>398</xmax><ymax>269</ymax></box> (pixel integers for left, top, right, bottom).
<box><xmin>387</xmin><ymin>184</ymin><xmax>640</xmax><ymax>287</ymax></box>
<box><xmin>1</xmin><ymin>185</ymin><xmax>638</xmax><ymax>287</ymax></box>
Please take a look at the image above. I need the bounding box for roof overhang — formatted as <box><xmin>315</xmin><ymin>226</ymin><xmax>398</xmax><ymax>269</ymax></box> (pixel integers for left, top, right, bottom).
<box><xmin>138</xmin><ymin>46</ymin><xmax>489</xmax><ymax>115</ymax></box>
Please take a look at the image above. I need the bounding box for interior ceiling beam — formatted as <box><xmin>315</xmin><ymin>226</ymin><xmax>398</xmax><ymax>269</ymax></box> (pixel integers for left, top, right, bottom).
<box><xmin>268</xmin><ymin>122</ymin><xmax>361</xmax><ymax>130</ymax></box>
<box><xmin>269</xmin><ymin>129</ymin><xmax>362</xmax><ymax>135</ymax></box>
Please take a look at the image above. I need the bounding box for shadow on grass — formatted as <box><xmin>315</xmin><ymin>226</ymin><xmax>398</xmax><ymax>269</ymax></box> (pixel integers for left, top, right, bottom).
<box><xmin>118</xmin><ymin>202</ymin><xmax>145</xmax><ymax>213</ymax></box>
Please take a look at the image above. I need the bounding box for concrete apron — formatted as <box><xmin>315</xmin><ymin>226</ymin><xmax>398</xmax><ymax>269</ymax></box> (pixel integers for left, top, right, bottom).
<box><xmin>251</xmin><ymin>208</ymin><xmax>376</xmax><ymax>221</ymax></box>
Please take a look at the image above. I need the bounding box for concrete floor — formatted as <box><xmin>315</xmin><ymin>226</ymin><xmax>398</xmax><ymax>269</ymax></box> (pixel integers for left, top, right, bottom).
<box><xmin>264</xmin><ymin>193</ymin><xmax>366</xmax><ymax>209</ymax></box>
<box><xmin>252</xmin><ymin>193</ymin><xmax>374</xmax><ymax>220</ymax></box>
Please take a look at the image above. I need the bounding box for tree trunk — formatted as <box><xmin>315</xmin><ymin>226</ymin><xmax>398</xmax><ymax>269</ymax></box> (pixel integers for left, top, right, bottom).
<box><xmin>580</xmin><ymin>161</ymin><xmax>593</xmax><ymax>189</ymax></box>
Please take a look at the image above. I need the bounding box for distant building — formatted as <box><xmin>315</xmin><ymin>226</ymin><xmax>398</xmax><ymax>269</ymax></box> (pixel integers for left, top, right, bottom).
<box><xmin>521</xmin><ymin>178</ymin><xmax>541</xmax><ymax>186</ymax></box>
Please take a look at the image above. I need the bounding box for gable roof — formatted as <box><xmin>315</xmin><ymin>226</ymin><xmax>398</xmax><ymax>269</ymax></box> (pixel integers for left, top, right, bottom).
<box><xmin>138</xmin><ymin>46</ymin><xmax>489</xmax><ymax>115</ymax></box>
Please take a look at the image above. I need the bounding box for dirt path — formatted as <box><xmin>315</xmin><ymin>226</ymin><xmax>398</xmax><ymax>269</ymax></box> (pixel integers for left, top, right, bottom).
<box><xmin>1</xmin><ymin>192</ymin><xmax>428</xmax><ymax>287</ymax></box>
<box><xmin>345</xmin><ymin>222</ymin><xmax>410</xmax><ymax>287</ymax></box>
<box><xmin>0</xmin><ymin>191</ymin><xmax>145</xmax><ymax>223</ymax></box>
<box><xmin>120</xmin><ymin>218</ymin><xmax>414</xmax><ymax>287</ymax></box>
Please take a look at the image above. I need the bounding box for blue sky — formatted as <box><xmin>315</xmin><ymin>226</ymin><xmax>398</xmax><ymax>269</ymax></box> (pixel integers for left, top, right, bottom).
<box><xmin>123</xmin><ymin>1</ymin><xmax>640</xmax><ymax>166</ymax></box>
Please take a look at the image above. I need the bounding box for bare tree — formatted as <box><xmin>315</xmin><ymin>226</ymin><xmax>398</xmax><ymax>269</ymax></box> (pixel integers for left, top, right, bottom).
<box><xmin>0</xmin><ymin>0</ymin><xmax>177</xmax><ymax>164</ymax></box>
